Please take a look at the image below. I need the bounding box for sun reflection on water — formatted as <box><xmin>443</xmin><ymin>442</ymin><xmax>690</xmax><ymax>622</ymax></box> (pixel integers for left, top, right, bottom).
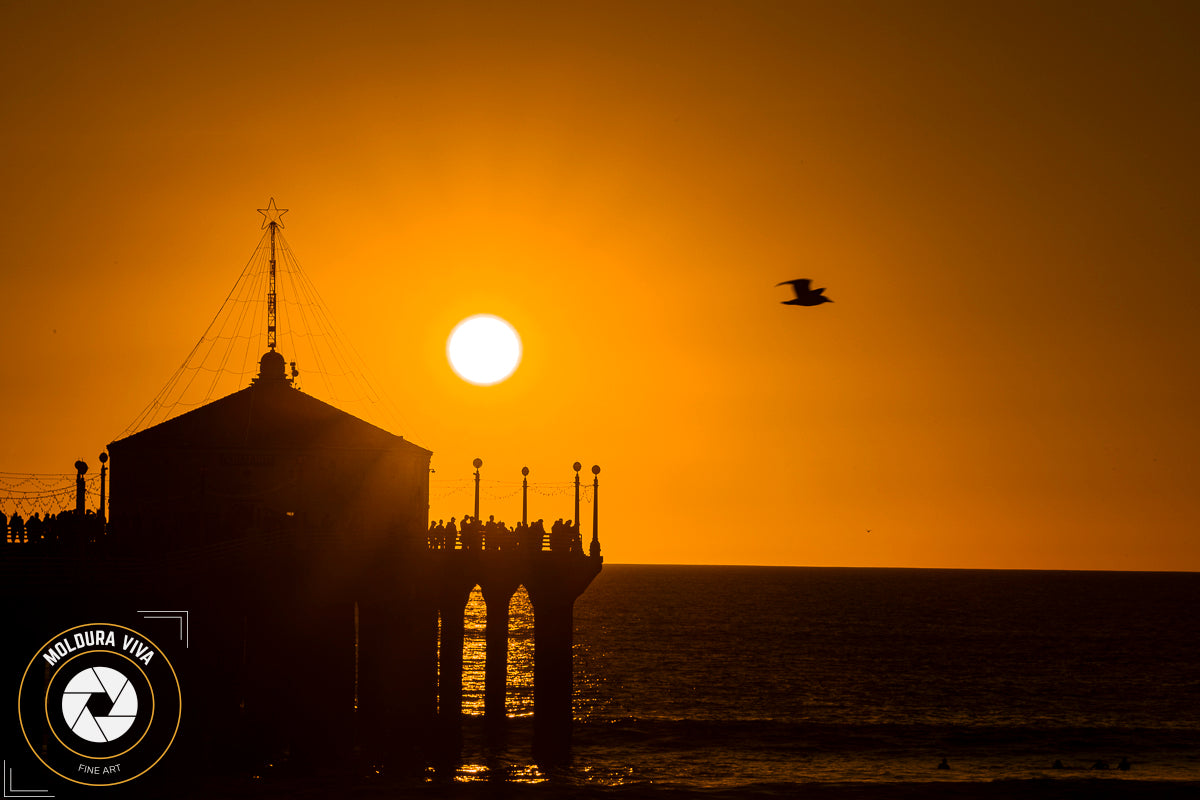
<box><xmin>461</xmin><ymin>585</ymin><xmax>536</xmax><ymax>717</ymax></box>
<box><xmin>453</xmin><ymin>761</ymin><xmax>549</xmax><ymax>784</ymax></box>
<box><xmin>437</xmin><ymin>583</ymin><xmax>605</xmax><ymax>785</ymax></box>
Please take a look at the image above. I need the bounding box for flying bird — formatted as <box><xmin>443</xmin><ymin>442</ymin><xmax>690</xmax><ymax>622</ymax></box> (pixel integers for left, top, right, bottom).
<box><xmin>777</xmin><ymin>279</ymin><xmax>833</xmax><ymax>306</ymax></box>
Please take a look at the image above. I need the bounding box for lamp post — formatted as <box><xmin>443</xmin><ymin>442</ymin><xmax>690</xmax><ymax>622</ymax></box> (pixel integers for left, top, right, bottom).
<box><xmin>98</xmin><ymin>452</ymin><xmax>108</xmax><ymax>525</ymax></box>
<box><xmin>572</xmin><ymin>462</ymin><xmax>582</xmax><ymax>529</ymax></box>
<box><xmin>74</xmin><ymin>460</ymin><xmax>88</xmax><ymax>516</ymax></box>
<box><xmin>590</xmin><ymin>465</ymin><xmax>601</xmax><ymax>558</ymax></box>
<box><xmin>521</xmin><ymin>466</ymin><xmax>529</xmax><ymax>526</ymax></box>
<box><xmin>473</xmin><ymin>458</ymin><xmax>483</xmax><ymax>522</ymax></box>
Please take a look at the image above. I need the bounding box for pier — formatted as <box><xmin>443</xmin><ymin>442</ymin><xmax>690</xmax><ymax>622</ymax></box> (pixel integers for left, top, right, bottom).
<box><xmin>0</xmin><ymin>203</ymin><xmax>605</xmax><ymax>781</ymax></box>
<box><xmin>0</xmin><ymin>456</ymin><xmax>603</xmax><ymax>772</ymax></box>
<box><xmin>432</xmin><ymin>545</ymin><xmax>602</xmax><ymax>764</ymax></box>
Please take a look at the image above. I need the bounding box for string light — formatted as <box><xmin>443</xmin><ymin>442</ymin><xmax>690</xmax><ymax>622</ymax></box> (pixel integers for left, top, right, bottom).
<box><xmin>0</xmin><ymin>472</ymin><xmax>102</xmax><ymax>516</ymax></box>
<box><xmin>119</xmin><ymin>211</ymin><xmax>403</xmax><ymax>440</ymax></box>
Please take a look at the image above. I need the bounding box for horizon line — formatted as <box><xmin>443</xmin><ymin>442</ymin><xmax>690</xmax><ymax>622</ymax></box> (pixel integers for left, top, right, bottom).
<box><xmin>603</xmin><ymin>562</ymin><xmax>1199</xmax><ymax>575</ymax></box>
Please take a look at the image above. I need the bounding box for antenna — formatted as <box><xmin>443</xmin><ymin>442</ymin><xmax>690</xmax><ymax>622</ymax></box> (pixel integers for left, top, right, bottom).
<box><xmin>120</xmin><ymin>197</ymin><xmax>405</xmax><ymax>438</ymax></box>
<box><xmin>257</xmin><ymin>198</ymin><xmax>289</xmax><ymax>352</ymax></box>
<box><xmin>268</xmin><ymin>222</ymin><xmax>277</xmax><ymax>351</ymax></box>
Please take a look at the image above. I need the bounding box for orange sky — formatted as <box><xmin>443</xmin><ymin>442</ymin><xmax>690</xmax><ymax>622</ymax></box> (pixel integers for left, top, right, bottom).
<box><xmin>2</xmin><ymin>1</ymin><xmax>1198</xmax><ymax>570</ymax></box>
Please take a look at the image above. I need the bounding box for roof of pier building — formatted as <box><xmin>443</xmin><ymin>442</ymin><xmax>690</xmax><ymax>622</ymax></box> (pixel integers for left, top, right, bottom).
<box><xmin>109</xmin><ymin>350</ymin><xmax>431</xmax><ymax>458</ymax></box>
<box><xmin>105</xmin><ymin>351</ymin><xmax>432</xmax><ymax>549</ymax></box>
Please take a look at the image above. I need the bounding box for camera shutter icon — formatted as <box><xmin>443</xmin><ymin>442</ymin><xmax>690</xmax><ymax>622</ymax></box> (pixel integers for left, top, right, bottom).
<box><xmin>61</xmin><ymin>666</ymin><xmax>139</xmax><ymax>743</ymax></box>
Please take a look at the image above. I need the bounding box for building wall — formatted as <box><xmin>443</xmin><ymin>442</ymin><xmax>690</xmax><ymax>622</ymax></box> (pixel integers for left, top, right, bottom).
<box><xmin>109</xmin><ymin>442</ymin><xmax>430</xmax><ymax>551</ymax></box>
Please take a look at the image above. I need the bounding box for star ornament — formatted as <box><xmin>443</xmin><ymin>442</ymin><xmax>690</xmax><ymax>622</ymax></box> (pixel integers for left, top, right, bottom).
<box><xmin>257</xmin><ymin>197</ymin><xmax>288</xmax><ymax>229</ymax></box>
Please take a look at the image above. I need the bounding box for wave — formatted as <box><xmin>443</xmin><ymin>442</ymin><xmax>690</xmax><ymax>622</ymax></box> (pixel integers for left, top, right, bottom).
<box><xmin>575</xmin><ymin>716</ymin><xmax>1200</xmax><ymax>752</ymax></box>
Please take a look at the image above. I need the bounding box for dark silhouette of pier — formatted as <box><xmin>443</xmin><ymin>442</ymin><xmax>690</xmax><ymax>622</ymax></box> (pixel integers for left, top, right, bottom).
<box><xmin>2</xmin><ymin>207</ymin><xmax>605</xmax><ymax>784</ymax></box>
<box><xmin>432</xmin><ymin>541</ymin><xmax>601</xmax><ymax>764</ymax></box>
<box><xmin>1</xmin><ymin>351</ymin><xmax>604</xmax><ymax>779</ymax></box>
<box><xmin>1</xmin><ymin>464</ymin><xmax>602</xmax><ymax>777</ymax></box>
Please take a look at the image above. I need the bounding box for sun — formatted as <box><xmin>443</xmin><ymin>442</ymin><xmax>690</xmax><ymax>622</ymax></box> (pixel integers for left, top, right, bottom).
<box><xmin>447</xmin><ymin>314</ymin><xmax>523</xmax><ymax>385</ymax></box>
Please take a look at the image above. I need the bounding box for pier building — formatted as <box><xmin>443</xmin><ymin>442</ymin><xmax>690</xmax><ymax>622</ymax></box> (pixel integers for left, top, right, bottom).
<box><xmin>0</xmin><ymin>202</ymin><xmax>603</xmax><ymax>777</ymax></box>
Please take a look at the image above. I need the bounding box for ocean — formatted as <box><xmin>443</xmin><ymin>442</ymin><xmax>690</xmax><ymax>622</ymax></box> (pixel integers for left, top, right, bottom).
<box><xmin>447</xmin><ymin>565</ymin><xmax>1200</xmax><ymax>797</ymax></box>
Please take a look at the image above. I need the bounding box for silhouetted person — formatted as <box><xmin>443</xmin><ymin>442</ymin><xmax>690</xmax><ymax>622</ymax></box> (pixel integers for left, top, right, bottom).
<box><xmin>1092</xmin><ymin>759</ymin><xmax>1110</xmax><ymax>770</ymax></box>
<box><xmin>9</xmin><ymin>512</ymin><xmax>24</xmax><ymax>544</ymax></box>
<box><xmin>1052</xmin><ymin>759</ymin><xmax>1065</xmax><ymax>770</ymax></box>
<box><xmin>937</xmin><ymin>757</ymin><xmax>950</xmax><ymax>770</ymax></box>
<box><xmin>45</xmin><ymin>511</ymin><xmax>60</xmax><ymax>547</ymax></box>
<box><xmin>1118</xmin><ymin>757</ymin><xmax>1131</xmax><ymax>771</ymax></box>
<box><xmin>447</xmin><ymin>517</ymin><xmax>458</xmax><ymax>550</ymax></box>
<box><xmin>531</xmin><ymin>519</ymin><xmax>546</xmax><ymax>551</ymax></box>
<box><xmin>567</xmin><ymin>520</ymin><xmax>582</xmax><ymax>553</ymax></box>
<box><xmin>26</xmin><ymin>513</ymin><xmax>43</xmax><ymax>545</ymax></box>
<box><xmin>465</xmin><ymin>516</ymin><xmax>484</xmax><ymax>551</ymax></box>
<box><xmin>471</xmin><ymin>516</ymin><xmax>484</xmax><ymax>550</ymax></box>
<box><xmin>0</xmin><ymin>510</ymin><xmax>7</xmax><ymax>545</ymax></box>
<box><xmin>776</xmin><ymin>278</ymin><xmax>833</xmax><ymax>306</ymax></box>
